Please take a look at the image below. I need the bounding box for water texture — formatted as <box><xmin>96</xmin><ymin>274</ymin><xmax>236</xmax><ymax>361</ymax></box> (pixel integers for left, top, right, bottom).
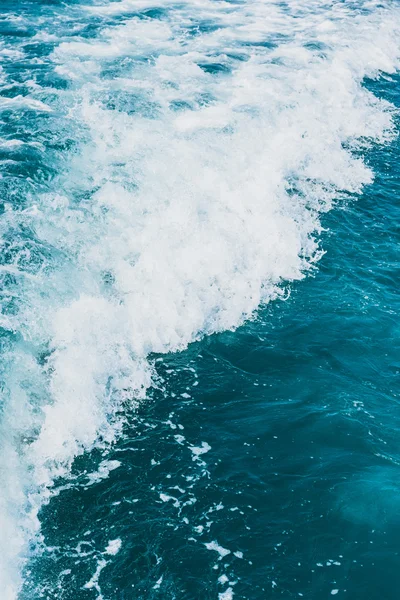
<box><xmin>0</xmin><ymin>1</ymin><xmax>399</xmax><ymax>598</ymax></box>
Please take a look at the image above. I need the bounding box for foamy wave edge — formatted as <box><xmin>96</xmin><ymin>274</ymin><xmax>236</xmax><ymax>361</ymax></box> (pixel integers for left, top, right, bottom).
<box><xmin>0</xmin><ymin>1</ymin><xmax>399</xmax><ymax>597</ymax></box>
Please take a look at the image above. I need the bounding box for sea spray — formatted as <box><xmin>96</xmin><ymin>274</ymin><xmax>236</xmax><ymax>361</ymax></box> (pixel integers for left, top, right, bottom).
<box><xmin>0</xmin><ymin>1</ymin><xmax>399</xmax><ymax>596</ymax></box>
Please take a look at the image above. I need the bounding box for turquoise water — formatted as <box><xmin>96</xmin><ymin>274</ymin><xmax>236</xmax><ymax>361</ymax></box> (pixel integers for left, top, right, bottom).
<box><xmin>0</xmin><ymin>1</ymin><xmax>400</xmax><ymax>599</ymax></box>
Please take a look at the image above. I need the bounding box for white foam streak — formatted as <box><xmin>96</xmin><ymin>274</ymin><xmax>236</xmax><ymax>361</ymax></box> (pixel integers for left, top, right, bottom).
<box><xmin>0</xmin><ymin>0</ymin><xmax>399</xmax><ymax>596</ymax></box>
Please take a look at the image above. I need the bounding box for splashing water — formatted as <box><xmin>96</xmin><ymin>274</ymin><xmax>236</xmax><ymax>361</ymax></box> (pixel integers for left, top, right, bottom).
<box><xmin>0</xmin><ymin>0</ymin><xmax>399</xmax><ymax>597</ymax></box>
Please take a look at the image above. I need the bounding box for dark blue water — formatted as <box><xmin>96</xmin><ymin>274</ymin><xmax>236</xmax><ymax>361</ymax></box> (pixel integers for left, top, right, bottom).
<box><xmin>0</xmin><ymin>1</ymin><xmax>400</xmax><ymax>599</ymax></box>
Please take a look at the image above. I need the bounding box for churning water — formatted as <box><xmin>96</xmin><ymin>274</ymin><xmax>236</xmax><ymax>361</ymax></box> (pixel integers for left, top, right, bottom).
<box><xmin>0</xmin><ymin>1</ymin><xmax>400</xmax><ymax>598</ymax></box>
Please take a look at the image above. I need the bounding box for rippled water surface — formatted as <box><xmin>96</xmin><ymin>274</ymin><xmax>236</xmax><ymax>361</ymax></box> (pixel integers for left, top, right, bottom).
<box><xmin>0</xmin><ymin>1</ymin><xmax>399</xmax><ymax>599</ymax></box>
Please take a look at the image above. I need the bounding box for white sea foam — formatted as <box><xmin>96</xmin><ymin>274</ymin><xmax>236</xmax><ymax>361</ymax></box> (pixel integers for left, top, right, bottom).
<box><xmin>190</xmin><ymin>442</ymin><xmax>212</xmax><ymax>459</ymax></box>
<box><xmin>85</xmin><ymin>459</ymin><xmax>121</xmax><ymax>486</ymax></box>
<box><xmin>0</xmin><ymin>95</ymin><xmax>52</xmax><ymax>112</ymax></box>
<box><xmin>0</xmin><ymin>0</ymin><xmax>399</xmax><ymax>597</ymax></box>
<box><xmin>219</xmin><ymin>587</ymin><xmax>234</xmax><ymax>600</ymax></box>
<box><xmin>104</xmin><ymin>538</ymin><xmax>122</xmax><ymax>556</ymax></box>
<box><xmin>205</xmin><ymin>541</ymin><xmax>231</xmax><ymax>558</ymax></box>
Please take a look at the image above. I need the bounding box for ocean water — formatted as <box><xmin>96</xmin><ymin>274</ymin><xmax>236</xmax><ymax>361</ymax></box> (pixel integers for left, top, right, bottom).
<box><xmin>0</xmin><ymin>0</ymin><xmax>400</xmax><ymax>598</ymax></box>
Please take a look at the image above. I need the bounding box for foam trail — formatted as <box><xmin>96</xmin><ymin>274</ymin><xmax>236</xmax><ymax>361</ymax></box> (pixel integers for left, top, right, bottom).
<box><xmin>0</xmin><ymin>0</ymin><xmax>399</xmax><ymax>597</ymax></box>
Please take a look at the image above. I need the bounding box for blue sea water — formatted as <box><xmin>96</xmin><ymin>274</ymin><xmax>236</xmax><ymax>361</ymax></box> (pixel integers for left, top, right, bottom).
<box><xmin>0</xmin><ymin>1</ymin><xmax>400</xmax><ymax>599</ymax></box>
